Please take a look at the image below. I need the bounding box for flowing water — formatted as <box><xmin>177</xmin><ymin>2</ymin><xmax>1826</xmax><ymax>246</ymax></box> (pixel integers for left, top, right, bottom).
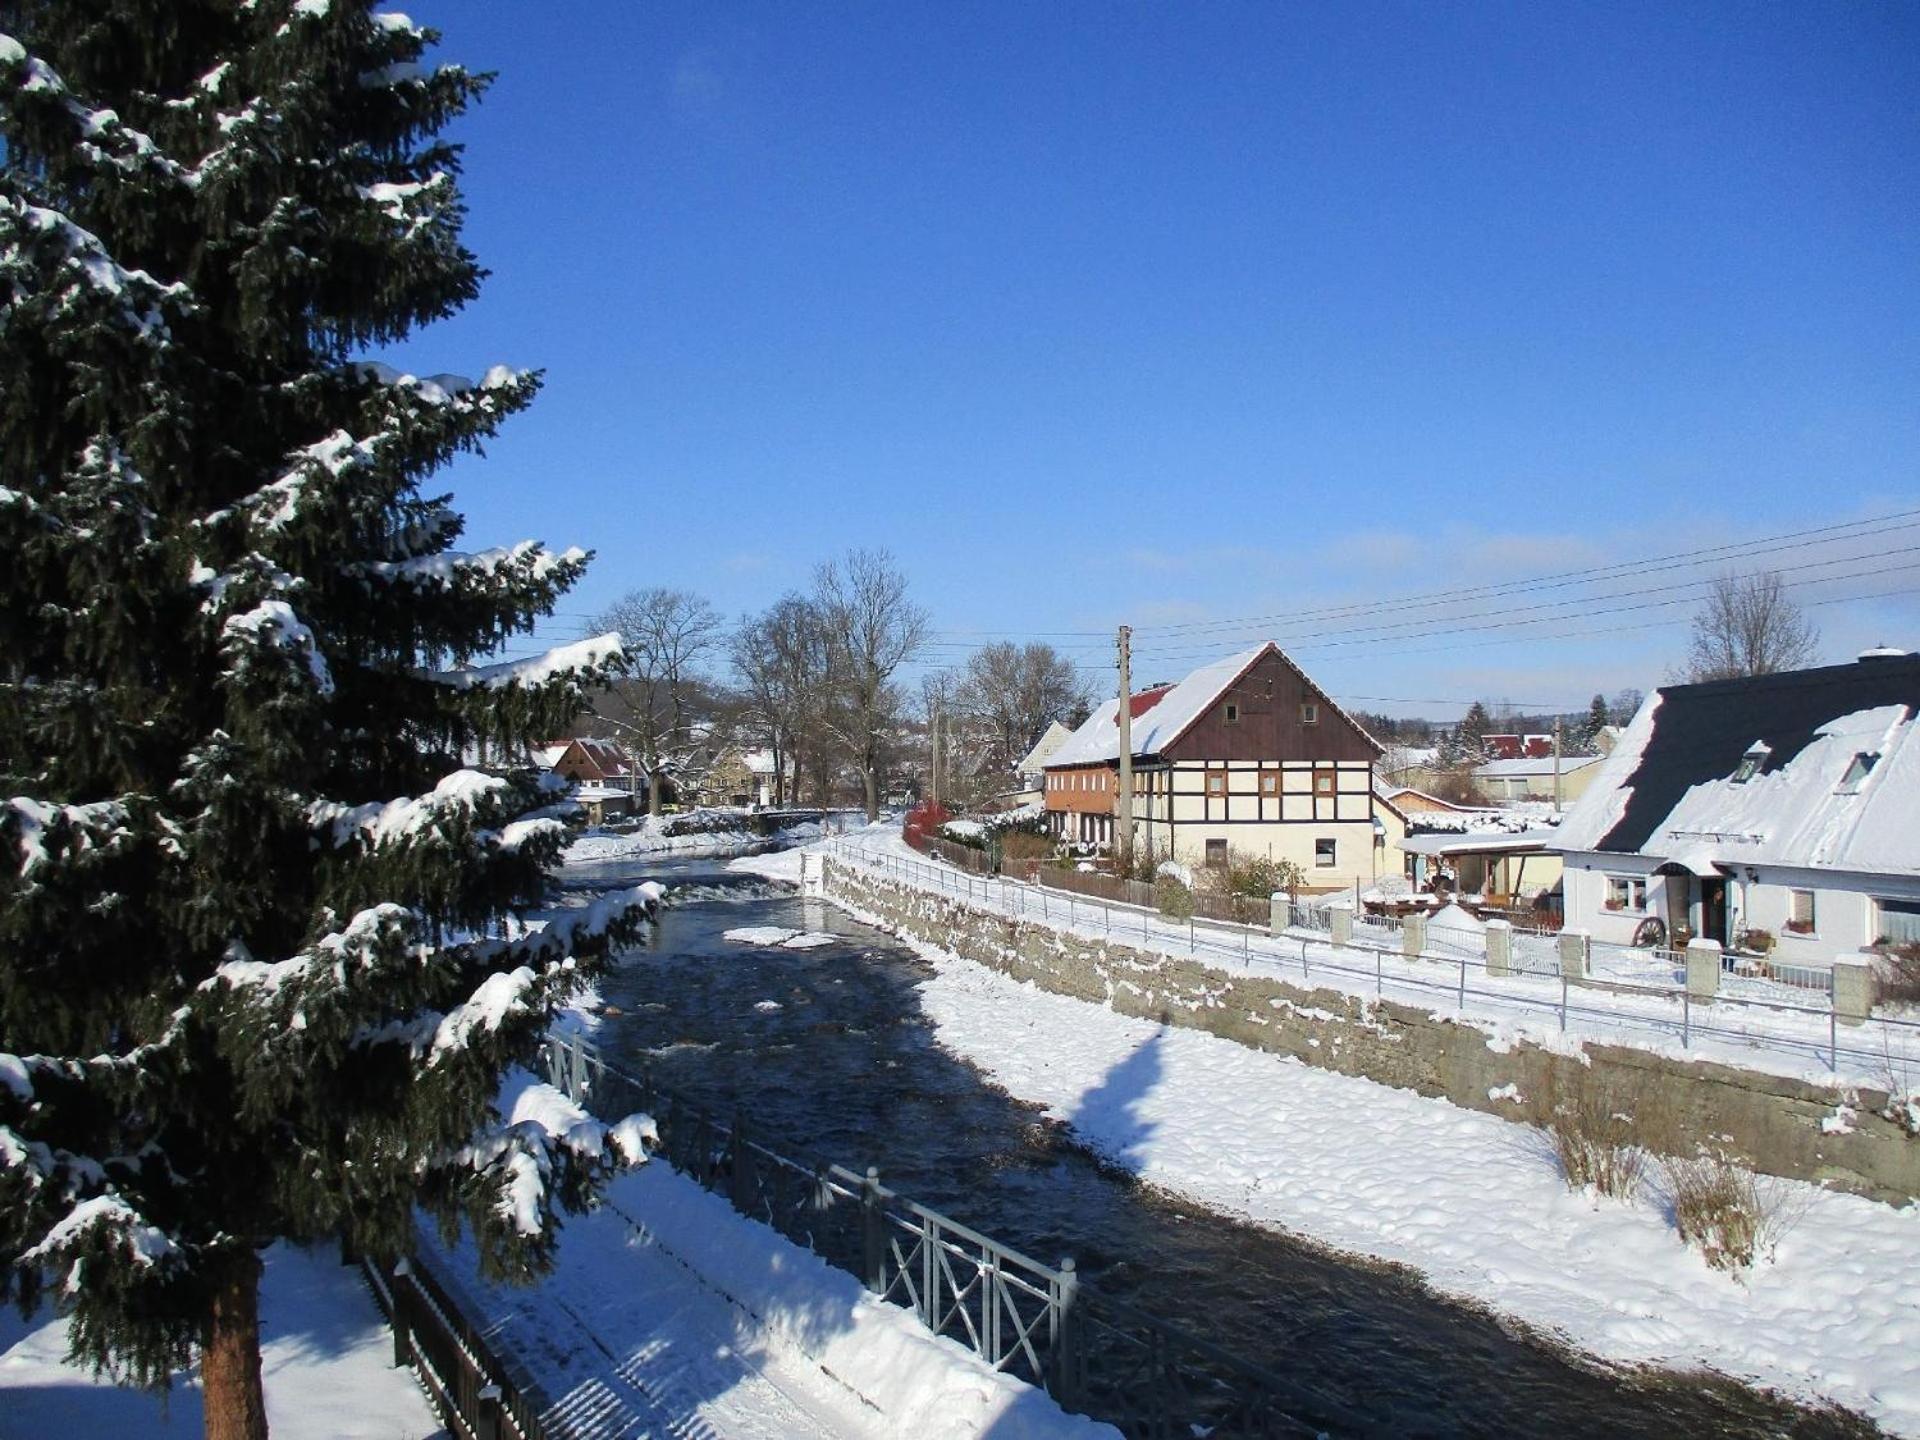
<box><xmin>568</xmin><ymin>851</ymin><xmax>1877</xmax><ymax>1440</ymax></box>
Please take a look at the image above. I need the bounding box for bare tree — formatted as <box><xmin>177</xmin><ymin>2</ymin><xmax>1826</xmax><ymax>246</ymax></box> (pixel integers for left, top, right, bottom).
<box><xmin>1683</xmin><ymin>571</ymin><xmax>1819</xmax><ymax>682</ymax></box>
<box><xmin>731</xmin><ymin>594</ymin><xmax>835</xmax><ymax>808</ymax></box>
<box><xmin>955</xmin><ymin>642</ymin><xmax>1091</xmax><ymax>783</ymax></box>
<box><xmin>586</xmin><ymin>588</ymin><xmax>724</xmax><ymax>814</ymax></box>
<box><xmin>813</xmin><ymin>549</ymin><xmax>929</xmax><ymax>820</ymax></box>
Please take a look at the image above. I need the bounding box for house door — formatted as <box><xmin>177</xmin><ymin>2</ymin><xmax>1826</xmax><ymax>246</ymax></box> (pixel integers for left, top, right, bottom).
<box><xmin>1700</xmin><ymin>877</ymin><xmax>1729</xmax><ymax>947</ymax></box>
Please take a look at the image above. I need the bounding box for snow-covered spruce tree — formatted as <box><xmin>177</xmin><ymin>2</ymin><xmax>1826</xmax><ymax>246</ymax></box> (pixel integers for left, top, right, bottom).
<box><xmin>0</xmin><ymin>6</ymin><xmax>652</xmax><ymax>1437</ymax></box>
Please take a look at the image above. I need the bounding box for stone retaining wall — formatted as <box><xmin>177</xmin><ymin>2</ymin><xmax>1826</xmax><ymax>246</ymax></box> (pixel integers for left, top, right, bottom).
<box><xmin>822</xmin><ymin>858</ymin><xmax>1919</xmax><ymax>1205</ymax></box>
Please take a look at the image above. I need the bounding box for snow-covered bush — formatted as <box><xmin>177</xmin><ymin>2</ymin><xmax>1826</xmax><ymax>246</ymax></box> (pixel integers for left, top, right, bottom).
<box><xmin>1540</xmin><ymin>1082</ymin><xmax>1645</xmax><ymax>1201</ymax></box>
<box><xmin>1662</xmin><ymin>1153</ymin><xmax>1771</xmax><ymax>1272</ymax></box>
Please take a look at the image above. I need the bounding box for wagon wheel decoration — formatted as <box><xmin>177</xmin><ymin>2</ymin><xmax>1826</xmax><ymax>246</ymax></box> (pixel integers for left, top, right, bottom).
<box><xmin>1631</xmin><ymin>915</ymin><xmax>1667</xmax><ymax>948</ymax></box>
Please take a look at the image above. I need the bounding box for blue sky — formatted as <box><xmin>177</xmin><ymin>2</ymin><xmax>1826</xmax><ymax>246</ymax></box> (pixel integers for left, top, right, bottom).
<box><xmin>387</xmin><ymin>1</ymin><xmax>1919</xmax><ymax>717</ymax></box>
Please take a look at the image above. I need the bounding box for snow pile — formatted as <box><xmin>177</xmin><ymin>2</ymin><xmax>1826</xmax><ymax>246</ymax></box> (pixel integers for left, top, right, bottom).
<box><xmin>1155</xmin><ymin>859</ymin><xmax>1195</xmax><ymax>889</ymax></box>
<box><xmin>723</xmin><ymin>926</ymin><xmax>837</xmax><ymax>950</ymax></box>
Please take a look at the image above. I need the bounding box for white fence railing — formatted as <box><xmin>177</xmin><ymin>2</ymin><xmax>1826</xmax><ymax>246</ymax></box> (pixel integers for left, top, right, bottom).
<box><xmin>821</xmin><ymin>839</ymin><xmax>1920</xmax><ymax>1090</ymax></box>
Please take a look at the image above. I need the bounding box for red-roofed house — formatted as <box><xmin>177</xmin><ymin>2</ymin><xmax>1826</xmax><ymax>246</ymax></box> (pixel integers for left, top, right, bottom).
<box><xmin>1041</xmin><ymin>643</ymin><xmax>1389</xmax><ymax>884</ymax></box>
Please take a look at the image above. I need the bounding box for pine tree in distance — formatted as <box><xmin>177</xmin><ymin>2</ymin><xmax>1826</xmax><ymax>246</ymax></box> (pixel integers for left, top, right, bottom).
<box><xmin>1</xmin><ymin>6</ymin><xmax>653</xmax><ymax>1437</ymax></box>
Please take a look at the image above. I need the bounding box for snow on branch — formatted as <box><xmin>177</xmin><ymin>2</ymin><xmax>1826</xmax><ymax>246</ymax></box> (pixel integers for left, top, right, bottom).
<box><xmin>0</xmin><ymin>33</ymin><xmax>190</xmax><ymax>186</ymax></box>
<box><xmin>221</xmin><ymin>598</ymin><xmax>335</xmax><ymax>694</ymax></box>
<box><xmin>21</xmin><ymin>1194</ymin><xmax>180</xmax><ymax>1286</ymax></box>
<box><xmin>426</xmin><ymin>633</ymin><xmax>624</xmax><ymax>692</ymax></box>
<box><xmin>3</xmin><ymin>797</ymin><xmax>130</xmax><ymax>882</ymax></box>
<box><xmin>0</xmin><ymin>196</ymin><xmax>193</xmax><ymax>342</ymax></box>
<box><xmin>310</xmin><ymin>769</ymin><xmax>512</xmax><ymax>848</ymax></box>
<box><xmin>356</xmin><ymin>360</ymin><xmax>526</xmax><ymax>408</ymax></box>
<box><xmin>453</xmin><ymin>1069</ymin><xmax>653</xmax><ymax>1237</ymax></box>
<box><xmin>348</xmin><ymin>539</ymin><xmax>587</xmax><ymax>592</ymax></box>
<box><xmin>357</xmin><ymin>171</ymin><xmax>451</xmax><ymax>236</ymax></box>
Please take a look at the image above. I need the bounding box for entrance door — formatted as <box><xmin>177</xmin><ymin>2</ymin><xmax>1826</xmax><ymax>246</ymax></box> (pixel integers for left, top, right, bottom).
<box><xmin>1700</xmin><ymin>877</ymin><xmax>1729</xmax><ymax>947</ymax></box>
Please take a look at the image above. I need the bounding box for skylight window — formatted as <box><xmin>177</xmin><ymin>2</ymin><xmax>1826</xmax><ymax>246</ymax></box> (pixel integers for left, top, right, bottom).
<box><xmin>1838</xmin><ymin>752</ymin><xmax>1879</xmax><ymax>793</ymax></box>
<box><xmin>1731</xmin><ymin>741</ymin><xmax>1770</xmax><ymax>784</ymax></box>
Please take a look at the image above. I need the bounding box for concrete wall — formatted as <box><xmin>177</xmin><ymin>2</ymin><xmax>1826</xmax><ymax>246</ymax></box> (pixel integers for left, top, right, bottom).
<box><xmin>822</xmin><ymin>859</ymin><xmax>1919</xmax><ymax>1205</ymax></box>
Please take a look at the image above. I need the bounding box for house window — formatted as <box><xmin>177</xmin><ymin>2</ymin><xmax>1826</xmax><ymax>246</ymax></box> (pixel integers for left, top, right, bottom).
<box><xmin>1205</xmin><ymin>771</ymin><xmax>1227</xmax><ymax>797</ymax></box>
<box><xmin>1259</xmin><ymin>771</ymin><xmax>1279</xmax><ymax>796</ymax></box>
<box><xmin>1314</xmin><ymin>838</ymin><xmax>1337</xmax><ymax>867</ymax></box>
<box><xmin>1875</xmin><ymin>898</ymin><xmax>1920</xmax><ymax>948</ymax></box>
<box><xmin>1839</xmin><ymin>752</ymin><xmax>1879</xmax><ymax>793</ymax></box>
<box><xmin>1313</xmin><ymin>769</ymin><xmax>1335</xmax><ymax>797</ymax></box>
<box><xmin>1731</xmin><ymin>742</ymin><xmax>1769</xmax><ymax>784</ymax></box>
<box><xmin>1224</xmin><ymin>703</ymin><xmax>1240</xmax><ymax>724</ymax></box>
<box><xmin>1300</xmin><ymin>703</ymin><xmax>1319</xmax><ymax>725</ymax></box>
<box><xmin>1604</xmin><ymin>876</ymin><xmax>1648</xmax><ymax>912</ymax></box>
<box><xmin>1787</xmin><ymin>889</ymin><xmax>1816</xmax><ymax>935</ymax></box>
<box><xmin>1205</xmin><ymin>839</ymin><xmax>1228</xmax><ymax>869</ymax></box>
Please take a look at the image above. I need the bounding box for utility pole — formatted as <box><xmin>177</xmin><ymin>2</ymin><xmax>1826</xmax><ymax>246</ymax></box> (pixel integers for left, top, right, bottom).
<box><xmin>1116</xmin><ymin>625</ymin><xmax>1133</xmax><ymax>872</ymax></box>
<box><xmin>1552</xmin><ymin>717</ymin><xmax>1563</xmax><ymax>811</ymax></box>
<box><xmin>930</xmin><ymin>699</ymin><xmax>941</xmax><ymax>809</ymax></box>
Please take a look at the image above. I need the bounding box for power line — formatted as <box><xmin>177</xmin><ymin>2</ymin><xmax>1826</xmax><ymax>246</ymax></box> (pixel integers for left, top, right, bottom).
<box><xmin>1128</xmin><ymin>505</ymin><xmax>1920</xmax><ymax>637</ymax></box>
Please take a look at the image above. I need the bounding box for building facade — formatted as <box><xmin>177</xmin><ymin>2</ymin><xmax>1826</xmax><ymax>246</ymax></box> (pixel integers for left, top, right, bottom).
<box><xmin>1041</xmin><ymin>644</ymin><xmax>1391</xmax><ymax>886</ymax></box>
<box><xmin>1551</xmin><ymin>652</ymin><xmax>1920</xmax><ymax>963</ymax></box>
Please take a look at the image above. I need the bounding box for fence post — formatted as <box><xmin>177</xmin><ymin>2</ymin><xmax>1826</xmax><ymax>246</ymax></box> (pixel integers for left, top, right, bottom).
<box><xmin>1375</xmin><ymin>948</ymin><xmax>1382</xmax><ymax>996</ymax></box>
<box><xmin>1328</xmin><ymin>900</ymin><xmax>1353</xmax><ymax>949</ymax></box>
<box><xmin>1484</xmin><ymin>919</ymin><xmax>1512</xmax><ymax>977</ymax></box>
<box><xmin>1831</xmin><ymin>959</ymin><xmax>1872</xmax><ymax>1028</ymax></box>
<box><xmin>1402</xmin><ymin>912</ymin><xmax>1426</xmax><ymax>960</ymax></box>
<box><xmin>862</xmin><ymin>1166</ymin><xmax>886</xmax><ymax>1293</ymax></box>
<box><xmin>1685</xmin><ymin>939</ymin><xmax>1722</xmax><ymax>1002</ymax></box>
<box><xmin>1558</xmin><ymin>929</ymin><xmax>1589</xmax><ymax>982</ymax></box>
<box><xmin>1456</xmin><ymin>955</ymin><xmax>1466</xmax><ymax>1010</ymax></box>
<box><xmin>475</xmin><ymin>1384</ymin><xmax>502</xmax><ymax>1440</ymax></box>
<box><xmin>390</xmin><ymin>1259</ymin><xmax>413</xmax><ymax>1369</ymax></box>
<box><xmin>1682</xmin><ymin>987</ymin><xmax>1690</xmax><ymax>1048</ymax></box>
<box><xmin>1050</xmin><ymin>1257</ymin><xmax>1081</xmax><ymax>1409</ymax></box>
<box><xmin>730</xmin><ymin>1109</ymin><xmax>754</xmax><ymax>1214</ymax></box>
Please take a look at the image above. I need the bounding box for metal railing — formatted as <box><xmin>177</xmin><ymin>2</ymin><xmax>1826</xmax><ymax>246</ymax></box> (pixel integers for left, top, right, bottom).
<box><xmin>824</xmin><ymin>839</ymin><xmax>1920</xmax><ymax>1087</ymax></box>
<box><xmin>360</xmin><ymin>1246</ymin><xmax>542</xmax><ymax>1440</ymax></box>
<box><xmin>543</xmin><ymin>1030</ymin><xmax>1328</xmax><ymax>1439</ymax></box>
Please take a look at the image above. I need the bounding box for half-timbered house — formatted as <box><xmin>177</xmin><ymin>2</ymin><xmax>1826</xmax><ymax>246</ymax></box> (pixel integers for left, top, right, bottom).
<box><xmin>1041</xmin><ymin>643</ymin><xmax>1390</xmax><ymax>885</ymax></box>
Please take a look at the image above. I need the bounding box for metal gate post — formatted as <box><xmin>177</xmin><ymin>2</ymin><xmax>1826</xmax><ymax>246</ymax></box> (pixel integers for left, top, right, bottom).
<box><xmin>1049</xmin><ymin>1257</ymin><xmax>1081</xmax><ymax>1409</ymax></box>
<box><xmin>861</xmin><ymin>1167</ymin><xmax>885</xmax><ymax>1292</ymax></box>
<box><xmin>730</xmin><ymin>1110</ymin><xmax>754</xmax><ymax>1214</ymax></box>
<box><xmin>390</xmin><ymin>1259</ymin><xmax>413</xmax><ymax>1368</ymax></box>
<box><xmin>1682</xmin><ymin>989</ymin><xmax>1690</xmax><ymax>1048</ymax></box>
<box><xmin>475</xmin><ymin>1384</ymin><xmax>502</xmax><ymax>1440</ymax></box>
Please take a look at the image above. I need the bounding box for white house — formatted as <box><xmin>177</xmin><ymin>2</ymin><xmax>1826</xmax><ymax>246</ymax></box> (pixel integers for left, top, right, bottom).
<box><xmin>1550</xmin><ymin>650</ymin><xmax>1920</xmax><ymax>963</ymax></box>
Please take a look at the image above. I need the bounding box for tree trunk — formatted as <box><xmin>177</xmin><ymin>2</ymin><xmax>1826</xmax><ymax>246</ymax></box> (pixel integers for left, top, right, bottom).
<box><xmin>646</xmin><ymin>748</ymin><xmax>663</xmax><ymax>817</ymax></box>
<box><xmin>862</xmin><ymin>764</ymin><xmax>878</xmax><ymax>823</ymax></box>
<box><xmin>202</xmin><ymin>1250</ymin><xmax>268</xmax><ymax>1440</ymax></box>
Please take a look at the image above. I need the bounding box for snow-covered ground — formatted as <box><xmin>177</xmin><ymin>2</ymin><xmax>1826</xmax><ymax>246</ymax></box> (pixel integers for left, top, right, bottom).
<box><xmin>0</xmin><ymin>1242</ymin><xmax>444</xmax><ymax>1440</ymax></box>
<box><xmin>425</xmin><ymin>1162</ymin><xmax>1114</xmax><ymax>1440</ymax></box>
<box><xmin>788</xmin><ymin>859</ymin><xmax>1920</xmax><ymax>1436</ymax></box>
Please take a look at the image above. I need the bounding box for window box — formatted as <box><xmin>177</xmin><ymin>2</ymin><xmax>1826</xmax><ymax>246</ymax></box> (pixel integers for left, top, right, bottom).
<box><xmin>1782</xmin><ymin>918</ymin><xmax>1815</xmax><ymax>936</ymax></box>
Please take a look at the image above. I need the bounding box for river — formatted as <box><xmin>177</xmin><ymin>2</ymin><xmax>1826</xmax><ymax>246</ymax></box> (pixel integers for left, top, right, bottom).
<box><xmin>567</xmin><ymin>850</ymin><xmax>1876</xmax><ymax>1440</ymax></box>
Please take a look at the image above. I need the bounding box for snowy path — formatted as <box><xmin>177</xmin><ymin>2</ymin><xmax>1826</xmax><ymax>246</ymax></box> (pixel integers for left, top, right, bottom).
<box><xmin>0</xmin><ymin>1243</ymin><xmax>444</xmax><ymax>1440</ymax></box>
<box><xmin>426</xmin><ymin>1164</ymin><xmax>1114</xmax><ymax>1440</ymax></box>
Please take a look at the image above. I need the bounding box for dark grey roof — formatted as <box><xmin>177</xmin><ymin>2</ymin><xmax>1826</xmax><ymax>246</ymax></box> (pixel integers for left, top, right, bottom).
<box><xmin>1584</xmin><ymin>656</ymin><xmax>1920</xmax><ymax>855</ymax></box>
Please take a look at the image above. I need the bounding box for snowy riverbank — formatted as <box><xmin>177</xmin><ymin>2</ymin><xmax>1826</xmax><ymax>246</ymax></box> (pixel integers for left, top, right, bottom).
<box><xmin>735</xmin><ymin>842</ymin><xmax>1920</xmax><ymax>1435</ymax></box>
<box><xmin>564</xmin><ymin>811</ymin><xmax>839</xmax><ymax>865</ymax></box>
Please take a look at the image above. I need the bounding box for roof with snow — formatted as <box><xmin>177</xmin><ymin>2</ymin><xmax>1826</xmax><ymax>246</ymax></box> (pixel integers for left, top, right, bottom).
<box><xmin>1474</xmin><ymin>755</ymin><xmax>1606</xmax><ymax>779</ymax></box>
<box><xmin>1016</xmin><ymin>721</ymin><xmax>1075</xmax><ymax>777</ymax></box>
<box><xmin>1550</xmin><ymin>654</ymin><xmax>1920</xmax><ymax>877</ymax></box>
<box><xmin>1045</xmin><ymin>643</ymin><xmax>1376</xmax><ymax>768</ymax></box>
